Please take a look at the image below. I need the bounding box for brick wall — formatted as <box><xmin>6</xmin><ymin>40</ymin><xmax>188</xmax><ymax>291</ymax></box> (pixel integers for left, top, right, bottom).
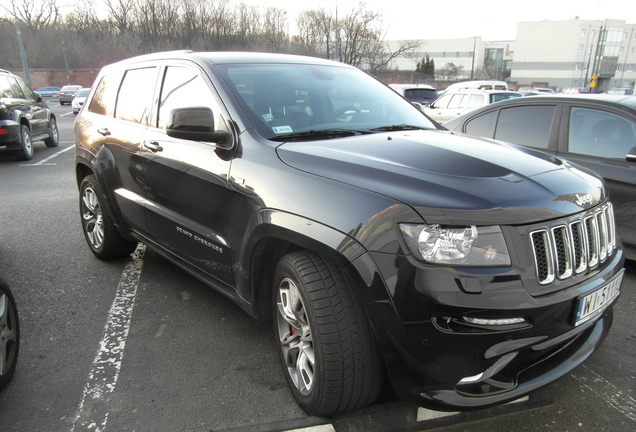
<box><xmin>7</xmin><ymin>69</ymin><xmax>100</xmax><ymax>89</ymax></box>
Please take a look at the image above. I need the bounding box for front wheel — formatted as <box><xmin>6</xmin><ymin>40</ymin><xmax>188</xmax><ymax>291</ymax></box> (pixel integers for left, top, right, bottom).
<box><xmin>0</xmin><ymin>278</ymin><xmax>19</xmax><ymax>391</ymax></box>
<box><xmin>79</xmin><ymin>174</ymin><xmax>138</xmax><ymax>260</ymax></box>
<box><xmin>273</xmin><ymin>251</ymin><xmax>383</xmax><ymax>416</ymax></box>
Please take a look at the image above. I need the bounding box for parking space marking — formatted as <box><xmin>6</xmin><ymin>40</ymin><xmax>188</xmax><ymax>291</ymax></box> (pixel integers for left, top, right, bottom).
<box><xmin>20</xmin><ymin>143</ymin><xmax>75</xmax><ymax>166</ymax></box>
<box><xmin>573</xmin><ymin>365</ymin><xmax>636</xmax><ymax>422</ymax></box>
<box><xmin>71</xmin><ymin>245</ymin><xmax>146</xmax><ymax>432</ymax></box>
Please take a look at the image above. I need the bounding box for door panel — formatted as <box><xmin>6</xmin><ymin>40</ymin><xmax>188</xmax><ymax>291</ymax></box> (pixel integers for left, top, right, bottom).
<box><xmin>141</xmin><ymin>65</ymin><xmax>235</xmax><ymax>284</ymax></box>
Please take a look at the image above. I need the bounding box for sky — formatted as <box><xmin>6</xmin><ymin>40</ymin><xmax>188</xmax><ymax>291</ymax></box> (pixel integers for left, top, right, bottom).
<box><xmin>239</xmin><ymin>0</ymin><xmax>636</xmax><ymax>41</ymax></box>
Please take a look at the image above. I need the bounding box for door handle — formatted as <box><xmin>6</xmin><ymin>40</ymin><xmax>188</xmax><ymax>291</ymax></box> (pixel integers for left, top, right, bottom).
<box><xmin>97</xmin><ymin>128</ymin><xmax>111</xmax><ymax>136</ymax></box>
<box><xmin>144</xmin><ymin>141</ymin><xmax>164</xmax><ymax>152</ymax></box>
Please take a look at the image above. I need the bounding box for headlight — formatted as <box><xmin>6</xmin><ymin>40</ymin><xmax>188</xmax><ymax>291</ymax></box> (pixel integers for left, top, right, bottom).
<box><xmin>399</xmin><ymin>224</ymin><xmax>511</xmax><ymax>266</ymax></box>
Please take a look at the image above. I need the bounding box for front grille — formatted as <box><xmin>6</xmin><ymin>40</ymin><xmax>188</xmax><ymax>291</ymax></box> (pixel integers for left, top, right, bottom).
<box><xmin>530</xmin><ymin>203</ymin><xmax>616</xmax><ymax>285</ymax></box>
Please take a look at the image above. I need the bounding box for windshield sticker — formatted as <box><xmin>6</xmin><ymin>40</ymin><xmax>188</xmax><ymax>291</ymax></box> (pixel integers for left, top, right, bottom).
<box><xmin>273</xmin><ymin>126</ymin><xmax>293</xmax><ymax>134</ymax></box>
<box><xmin>262</xmin><ymin>113</ymin><xmax>274</xmax><ymax>122</ymax></box>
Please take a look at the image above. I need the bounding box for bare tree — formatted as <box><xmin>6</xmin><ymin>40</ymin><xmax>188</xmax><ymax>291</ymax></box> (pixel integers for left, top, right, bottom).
<box><xmin>104</xmin><ymin>0</ymin><xmax>137</xmax><ymax>34</ymax></box>
<box><xmin>364</xmin><ymin>39</ymin><xmax>421</xmax><ymax>74</ymax></box>
<box><xmin>297</xmin><ymin>8</ymin><xmax>334</xmax><ymax>58</ymax></box>
<box><xmin>2</xmin><ymin>0</ymin><xmax>61</xmax><ymax>30</ymax></box>
<box><xmin>437</xmin><ymin>62</ymin><xmax>464</xmax><ymax>81</ymax></box>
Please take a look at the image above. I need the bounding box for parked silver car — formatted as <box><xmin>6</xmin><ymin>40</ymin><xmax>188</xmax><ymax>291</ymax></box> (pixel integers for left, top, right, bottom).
<box><xmin>58</xmin><ymin>85</ymin><xmax>82</xmax><ymax>105</ymax></box>
<box><xmin>424</xmin><ymin>89</ymin><xmax>521</xmax><ymax>123</ymax></box>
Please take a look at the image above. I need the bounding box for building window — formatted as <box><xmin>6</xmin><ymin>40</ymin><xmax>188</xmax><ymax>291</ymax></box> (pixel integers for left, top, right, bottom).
<box><xmin>620</xmin><ymin>47</ymin><xmax>625</xmax><ymax>54</ymax></box>
<box><xmin>576</xmin><ymin>63</ymin><xmax>581</xmax><ymax>71</ymax></box>
<box><xmin>579</xmin><ymin>44</ymin><xmax>584</xmax><ymax>52</ymax></box>
<box><xmin>581</xmin><ymin>28</ymin><xmax>587</xmax><ymax>37</ymax></box>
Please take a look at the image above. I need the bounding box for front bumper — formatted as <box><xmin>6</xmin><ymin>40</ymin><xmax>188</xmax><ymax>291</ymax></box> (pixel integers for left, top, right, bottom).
<box><xmin>362</xmin><ymin>245</ymin><xmax>624</xmax><ymax>411</ymax></box>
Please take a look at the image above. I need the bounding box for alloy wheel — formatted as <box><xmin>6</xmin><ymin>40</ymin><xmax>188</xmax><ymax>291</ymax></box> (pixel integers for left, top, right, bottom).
<box><xmin>276</xmin><ymin>277</ymin><xmax>315</xmax><ymax>396</ymax></box>
<box><xmin>81</xmin><ymin>186</ymin><xmax>104</xmax><ymax>250</ymax></box>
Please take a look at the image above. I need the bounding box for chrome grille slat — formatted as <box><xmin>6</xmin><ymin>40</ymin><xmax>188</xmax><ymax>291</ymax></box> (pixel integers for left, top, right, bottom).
<box><xmin>531</xmin><ymin>203</ymin><xmax>616</xmax><ymax>285</ymax></box>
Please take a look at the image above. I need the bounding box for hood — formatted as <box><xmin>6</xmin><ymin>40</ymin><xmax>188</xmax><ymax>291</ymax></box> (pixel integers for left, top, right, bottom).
<box><xmin>276</xmin><ymin>130</ymin><xmax>606</xmax><ymax>225</ymax></box>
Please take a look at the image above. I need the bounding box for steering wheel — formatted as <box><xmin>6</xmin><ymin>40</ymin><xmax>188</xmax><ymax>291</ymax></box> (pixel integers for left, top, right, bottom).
<box><xmin>332</xmin><ymin>106</ymin><xmax>361</xmax><ymax>122</ymax></box>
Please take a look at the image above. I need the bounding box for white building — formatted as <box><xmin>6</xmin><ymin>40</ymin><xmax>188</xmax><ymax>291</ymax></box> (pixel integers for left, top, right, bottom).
<box><xmin>511</xmin><ymin>19</ymin><xmax>636</xmax><ymax>92</ymax></box>
<box><xmin>386</xmin><ymin>18</ymin><xmax>636</xmax><ymax>92</ymax></box>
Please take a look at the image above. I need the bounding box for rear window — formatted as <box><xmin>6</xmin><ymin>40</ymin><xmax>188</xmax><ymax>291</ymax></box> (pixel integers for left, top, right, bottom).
<box><xmin>403</xmin><ymin>88</ymin><xmax>439</xmax><ymax>102</ymax></box>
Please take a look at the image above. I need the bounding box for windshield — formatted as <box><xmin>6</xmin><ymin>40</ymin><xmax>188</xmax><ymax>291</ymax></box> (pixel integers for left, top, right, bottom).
<box><xmin>77</xmin><ymin>89</ymin><xmax>90</xmax><ymax>97</ymax></box>
<box><xmin>218</xmin><ymin>63</ymin><xmax>438</xmax><ymax>140</ymax></box>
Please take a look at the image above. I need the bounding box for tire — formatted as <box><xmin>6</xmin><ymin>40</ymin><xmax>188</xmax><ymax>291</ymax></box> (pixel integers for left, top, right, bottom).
<box><xmin>0</xmin><ymin>278</ymin><xmax>19</xmax><ymax>391</ymax></box>
<box><xmin>79</xmin><ymin>174</ymin><xmax>138</xmax><ymax>260</ymax></box>
<box><xmin>273</xmin><ymin>251</ymin><xmax>383</xmax><ymax>416</ymax></box>
<box><xmin>14</xmin><ymin>124</ymin><xmax>33</xmax><ymax>161</ymax></box>
<box><xmin>44</xmin><ymin>116</ymin><xmax>59</xmax><ymax>147</ymax></box>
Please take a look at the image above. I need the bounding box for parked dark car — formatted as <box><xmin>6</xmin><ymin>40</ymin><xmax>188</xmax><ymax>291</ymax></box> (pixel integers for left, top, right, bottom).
<box><xmin>389</xmin><ymin>84</ymin><xmax>440</xmax><ymax>104</ymax></box>
<box><xmin>0</xmin><ymin>69</ymin><xmax>60</xmax><ymax>160</ymax></box>
<box><xmin>0</xmin><ymin>277</ymin><xmax>19</xmax><ymax>391</ymax></box>
<box><xmin>58</xmin><ymin>85</ymin><xmax>82</xmax><ymax>105</ymax></box>
<box><xmin>444</xmin><ymin>94</ymin><xmax>636</xmax><ymax>259</ymax></box>
<box><xmin>34</xmin><ymin>86</ymin><xmax>61</xmax><ymax>97</ymax></box>
<box><xmin>74</xmin><ymin>51</ymin><xmax>624</xmax><ymax>416</ymax></box>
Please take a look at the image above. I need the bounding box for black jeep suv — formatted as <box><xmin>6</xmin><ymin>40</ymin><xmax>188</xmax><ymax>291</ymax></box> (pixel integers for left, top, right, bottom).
<box><xmin>0</xmin><ymin>69</ymin><xmax>59</xmax><ymax>160</ymax></box>
<box><xmin>74</xmin><ymin>51</ymin><xmax>625</xmax><ymax>416</ymax></box>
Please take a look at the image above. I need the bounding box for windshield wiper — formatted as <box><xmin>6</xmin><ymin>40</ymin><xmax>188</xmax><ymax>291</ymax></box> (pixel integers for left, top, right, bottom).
<box><xmin>370</xmin><ymin>124</ymin><xmax>429</xmax><ymax>132</ymax></box>
<box><xmin>269</xmin><ymin>128</ymin><xmax>371</xmax><ymax>142</ymax></box>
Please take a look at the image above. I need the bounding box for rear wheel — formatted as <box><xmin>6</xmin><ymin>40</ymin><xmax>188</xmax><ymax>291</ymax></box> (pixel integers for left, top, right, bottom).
<box><xmin>14</xmin><ymin>125</ymin><xmax>33</xmax><ymax>161</ymax></box>
<box><xmin>0</xmin><ymin>278</ymin><xmax>19</xmax><ymax>391</ymax></box>
<box><xmin>273</xmin><ymin>251</ymin><xmax>383</xmax><ymax>416</ymax></box>
<box><xmin>79</xmin><ymin>174</ymin><xmax>138</xmax><ymax>260</ymax></box>
<box><xmin>44</xmin><ymin>116</ymin><xmax>59</xmax><ymax>147</ymax></box>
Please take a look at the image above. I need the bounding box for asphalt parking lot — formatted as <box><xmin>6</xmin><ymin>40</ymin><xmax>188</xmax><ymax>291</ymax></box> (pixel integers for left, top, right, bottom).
<box><xmin>0</xmin><ymin>101</ymin><xmax>634</xmax><ymax>432</ymax></box>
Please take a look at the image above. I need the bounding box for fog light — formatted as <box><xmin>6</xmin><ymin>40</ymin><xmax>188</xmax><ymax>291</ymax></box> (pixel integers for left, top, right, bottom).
<box><xmin>463</xmin><ymin>317</ymin><xmax>527</xmax><ymax>326</ymax></box>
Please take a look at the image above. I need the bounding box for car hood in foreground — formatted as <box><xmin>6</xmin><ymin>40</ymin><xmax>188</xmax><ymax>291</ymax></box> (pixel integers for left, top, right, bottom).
<box><xmin>276</xmin><ymin>130</ymin><xmax>607</xmax><ymax>225</ymax></box>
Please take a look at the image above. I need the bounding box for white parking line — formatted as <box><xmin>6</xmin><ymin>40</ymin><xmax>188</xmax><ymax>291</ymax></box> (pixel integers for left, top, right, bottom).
<box><xmin>71</xmin><ymin>245</ymin><xmax>146</xmax><ymax>432</ymax></box>
<box><xmin>20</xmin><ymin>143</ymin><xmax>75</xmax><ymax>166</ymax></box>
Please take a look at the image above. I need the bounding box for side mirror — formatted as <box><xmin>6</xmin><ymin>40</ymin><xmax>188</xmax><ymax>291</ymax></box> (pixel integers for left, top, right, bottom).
<box><xmin>411</xmin><ymin>102</ymin><xmax>423</xmax><ymax>112</ymax></box>
<box><xmin>166</xmin><ymin>107</ymin><xmax>231</xmax><ymax>148</ymax></box>
<box><xmin>627</xmin><ymin>146</ymin><xmax>636</xmax><ymax>162</ymax></box>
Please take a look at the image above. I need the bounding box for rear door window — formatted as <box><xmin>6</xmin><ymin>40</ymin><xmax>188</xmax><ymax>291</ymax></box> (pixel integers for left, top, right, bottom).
<box><xmin>115</xmin><ymin>67</ymin><xmax>157</xmax><ymax>124</ymax></box>
<box><xmin>494</xmin><ymin>105</ymin><xmax>556</xmax><ymax>149</ymax></box>
<box><xmin>466</xmin><ymin>94</ymin><xmax>485</xmax><ymax>109</ymax></box>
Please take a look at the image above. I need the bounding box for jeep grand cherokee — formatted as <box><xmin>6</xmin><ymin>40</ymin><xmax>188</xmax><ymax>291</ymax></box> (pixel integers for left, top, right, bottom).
<box><xmin>1</xmin><ymin>69</ymin><xmax>59</xmax><ymax>160</ymax></box>
<box><xmin>74</xmin><ymin>51</ymin><xmax>624</xmax><ymax>416</ymax></box>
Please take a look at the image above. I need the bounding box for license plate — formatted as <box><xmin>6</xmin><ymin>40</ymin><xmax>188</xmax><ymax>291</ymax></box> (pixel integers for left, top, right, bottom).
<box><xmin>574</xmin><ymin>270</ymin><xmax>623</xmax><ymax>326</ymax></box>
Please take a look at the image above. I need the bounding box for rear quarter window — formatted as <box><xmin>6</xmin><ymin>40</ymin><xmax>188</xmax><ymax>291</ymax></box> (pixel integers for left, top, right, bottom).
<box><xmin>464</xmin><ymin>111</ymin><xmax>497</xmax><ymax>137</ymax></box>
<box><xmin>88</xmin><ymin>71</ymin><xmax>124</xmax><ymax>116</ymax></box>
